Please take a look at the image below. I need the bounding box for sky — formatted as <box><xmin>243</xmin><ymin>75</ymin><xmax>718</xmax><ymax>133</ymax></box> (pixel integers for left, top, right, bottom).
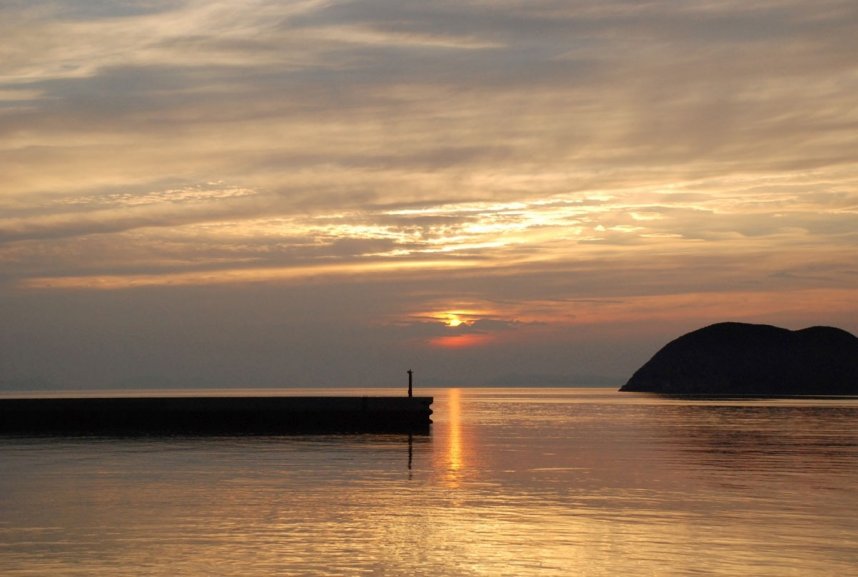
<box><xmin>1</xmin><ymin>0</ymin><xmax>857</xmax><ymax>390</ymax></box>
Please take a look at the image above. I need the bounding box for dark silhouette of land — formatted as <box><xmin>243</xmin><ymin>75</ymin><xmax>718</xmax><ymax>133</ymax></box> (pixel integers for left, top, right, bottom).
<box><xmin>621</xmin><ymin>322</ymin><xmax>858</xmax><ymax>395</ymax></box>
<box><xmin>0</xmin><ymin>396</ymin><xmax>433</xmax><ymax>435</ymax></box>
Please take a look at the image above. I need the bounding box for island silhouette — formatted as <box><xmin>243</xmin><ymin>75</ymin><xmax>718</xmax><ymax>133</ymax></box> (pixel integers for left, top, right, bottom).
<box><xmin>621</xmin><ymin>322</ymin><xmax>858</xmax><ymax>395</ymax></box>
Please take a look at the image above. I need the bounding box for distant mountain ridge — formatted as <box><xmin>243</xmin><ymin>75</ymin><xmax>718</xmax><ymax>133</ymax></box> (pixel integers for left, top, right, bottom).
<box><xmin>621</xmin><ymin>322</ymin><xmax>858</xmax><ymax>395</ymax></box>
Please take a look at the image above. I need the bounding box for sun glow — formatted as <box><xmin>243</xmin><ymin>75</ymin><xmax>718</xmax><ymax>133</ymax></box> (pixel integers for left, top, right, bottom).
<box><xmin>408</xmin><ymin>307</ymin><xmax>510</xmax><ymax>348</ymax></box>
<box><xmin>425</xmin><ymin>309</ymin><xmax>491</xmax><ymax>328</ymax></box>
<box><xmin>429</xmin><ymin>333</ymin><xmax>493</xmax><ymax>349</ymax></box>
<box><xmin>445</xmin><ymin>314</ymin><xmax>464</xmax><ymax>327</ymax></box>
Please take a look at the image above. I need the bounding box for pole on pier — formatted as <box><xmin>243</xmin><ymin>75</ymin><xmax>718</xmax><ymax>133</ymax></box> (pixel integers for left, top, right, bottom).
<box><xmin>407</xmin><ymin>369</ymin><xmax>413</xmax><ymax>397</ymax></box>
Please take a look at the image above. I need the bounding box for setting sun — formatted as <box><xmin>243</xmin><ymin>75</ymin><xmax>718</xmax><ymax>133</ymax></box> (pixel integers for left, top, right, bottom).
<box><xmin>445</xmin><ymin>315</ymin><xmax>464</xmax><ymax>328</ymax></box>
<box><xmin>422</xmin><ymin>309</ymin><xmax>493</xmax><ymax>329</ymax></box>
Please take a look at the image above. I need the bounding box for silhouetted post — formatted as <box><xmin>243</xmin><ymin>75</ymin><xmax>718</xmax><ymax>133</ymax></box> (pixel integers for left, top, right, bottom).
<box><xmin>407</xmin><ymin>369</ymin><xmax>413</xmax><ymax>397</ymax></box>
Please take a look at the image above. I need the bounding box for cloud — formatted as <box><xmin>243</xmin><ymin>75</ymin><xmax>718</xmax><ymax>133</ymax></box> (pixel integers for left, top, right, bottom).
<box><xmin>2</xmin><ymin>0</ymin><xmax>858</xmax><ymax>386</ymax></box>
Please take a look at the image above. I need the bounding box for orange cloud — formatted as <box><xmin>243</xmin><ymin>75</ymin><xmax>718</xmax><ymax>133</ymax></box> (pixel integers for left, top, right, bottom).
<box><xmin>428</xmin><ymin>333</ymin><xmax>495</xmax><ymax>349</ymax></box>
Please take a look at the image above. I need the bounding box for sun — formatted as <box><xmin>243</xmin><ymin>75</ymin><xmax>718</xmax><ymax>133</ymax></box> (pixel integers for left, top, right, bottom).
<box><xmin>411</xmin><ymin>308</ymin><xmax>490</xmax><ymax>330</ymax></box>
<box><xmin>436</xmin><ymin>310</ymin><xmax>482</xmax><ymax>328</ymax></box>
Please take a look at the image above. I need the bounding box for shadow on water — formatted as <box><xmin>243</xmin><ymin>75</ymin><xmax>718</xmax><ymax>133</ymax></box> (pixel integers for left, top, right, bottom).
<box><xmin>647</xmin><ymin>401</ymin><xmax>858</xmax><ymax>471</ymax></box>
<box><xmin>647</xmin><ymin>393</ymin><xmax>858</xmax><ymax>401</ymax></box>
<box><xmin>0</xmin><ymin>429</ymin><xmax>432</xmax><ymax>479</ymax></box>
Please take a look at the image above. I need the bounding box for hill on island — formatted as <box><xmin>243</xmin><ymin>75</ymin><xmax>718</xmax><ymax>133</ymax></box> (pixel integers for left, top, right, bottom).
<box><xmin>621</xmin><ymin>322</ymin><xmax>858</xmax><ymax>395</ymax></box>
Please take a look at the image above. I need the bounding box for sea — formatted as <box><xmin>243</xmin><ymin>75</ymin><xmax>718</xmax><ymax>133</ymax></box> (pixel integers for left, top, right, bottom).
<box><xmin>1</xmin><ymin>387</ymin><xmax>856</xmax><ymax>576</ymax></box>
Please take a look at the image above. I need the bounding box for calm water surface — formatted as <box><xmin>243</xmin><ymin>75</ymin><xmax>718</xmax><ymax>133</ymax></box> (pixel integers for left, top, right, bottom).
<box><xmin>1</xmin><ymin>388</ymin><xmax>857</xmax><ymax>576</ymax></box>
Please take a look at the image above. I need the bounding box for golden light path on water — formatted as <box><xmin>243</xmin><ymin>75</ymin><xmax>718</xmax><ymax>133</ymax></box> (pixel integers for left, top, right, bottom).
<box><xmin>443</xmin><ymin>388</ymin><xmax>463</xmax><ymax>486</ymax></box>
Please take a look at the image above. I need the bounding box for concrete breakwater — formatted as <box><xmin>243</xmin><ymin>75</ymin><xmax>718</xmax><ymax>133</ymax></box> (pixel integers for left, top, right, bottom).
<box><xmin>0</xmin><ymin>396</ymin><xmax>434</xmax><ymax>435</ymax></box>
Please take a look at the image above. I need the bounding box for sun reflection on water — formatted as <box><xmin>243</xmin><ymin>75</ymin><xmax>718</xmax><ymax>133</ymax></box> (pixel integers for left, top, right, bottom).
<box><xmin>444</xmin><ymin>388</ymin><xmax>463</xmax><ymax>486</ymax></box>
